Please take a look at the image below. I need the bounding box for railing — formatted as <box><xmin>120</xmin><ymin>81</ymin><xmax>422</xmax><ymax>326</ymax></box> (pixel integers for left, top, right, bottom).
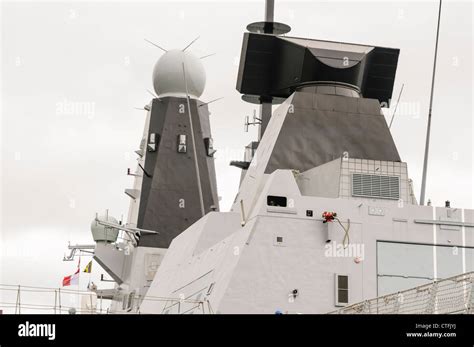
<box><xmin>329</xmin><ymin>272</ymin><xmax>474</xmax><ymax>314</ymax></box>
<box><xmin>0</xmin><ymin>284</ymin><xmax>213</xmax><ymax>314</ymax></box>
<box><xmin>0</xmin><ymin>284</ymin><xmax>108</xmax><ymax>314</ymax></box>
<box><xmin>9</xmin><ymin>272</ymin><xmax>471</xmax><ymax>315</ymax></box>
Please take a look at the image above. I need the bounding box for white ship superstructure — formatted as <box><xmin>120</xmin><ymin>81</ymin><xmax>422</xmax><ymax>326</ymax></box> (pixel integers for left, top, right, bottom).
<box><xmin>61</xmin><ymin>0</ymin><xmax>473</xmax><ymax>314</ymax></box>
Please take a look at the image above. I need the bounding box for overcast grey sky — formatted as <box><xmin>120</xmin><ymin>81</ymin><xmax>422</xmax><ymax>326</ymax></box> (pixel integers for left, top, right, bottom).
<box><xmin>0</xmin><ymin>0</ymin><xmax>472</xmax><ymax>298</ymax></box>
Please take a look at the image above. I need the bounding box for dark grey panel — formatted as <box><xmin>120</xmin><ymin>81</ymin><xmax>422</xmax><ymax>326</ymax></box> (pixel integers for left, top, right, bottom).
<box><xmin>138</xmin><ymin>98</ymin><xmax>168</xmax><ymax>223</ymax></box>
<box><xmin>137</xmin><ymin>97</ymin><xmax>219</xmax><ymax>248</ymax></box>
<box><xmin>264</xmin><ymin>91</ymin><xmax>400</xmax><ymax>174</ymax></box>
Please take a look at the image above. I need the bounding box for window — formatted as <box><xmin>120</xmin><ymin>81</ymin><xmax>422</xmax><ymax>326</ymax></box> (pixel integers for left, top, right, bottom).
<box><xmin>335</xmin><ymin>274</ymin><xmax>349</xmax><ymax>306</ymax></box>
<box><xmin>267</xmin><ymin>195</ymin><xmax>287</xmax><ymax>207</ymax></box>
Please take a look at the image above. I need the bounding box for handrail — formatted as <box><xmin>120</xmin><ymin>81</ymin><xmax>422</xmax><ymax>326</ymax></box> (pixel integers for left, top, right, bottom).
<box><xmin>0</xmin><ymin>283</ymin><xmax>213</xmax><ymax>314</ymax></box>
<box><xmin>329</xmin><ymin>271</ymin><xmax>474</xmax><ymax>314</ymax></box>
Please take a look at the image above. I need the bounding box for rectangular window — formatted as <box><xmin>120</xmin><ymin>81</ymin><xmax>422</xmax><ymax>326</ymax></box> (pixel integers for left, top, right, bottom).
<box><xmin>335</xmin><ymin>274</ymin><xmax>349</xmax><ymax>306</ymax></box>
<box><xmin>267</xmin><ymin>195</ymin><xmax>287</xmax><ymax>207</ymax></box>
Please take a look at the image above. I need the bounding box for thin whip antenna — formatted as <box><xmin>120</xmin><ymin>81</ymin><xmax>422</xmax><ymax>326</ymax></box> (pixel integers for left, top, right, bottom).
<box><xmin>199</xmin><ymin>97</ymin><xmax>224</xmax><ymax>107</ymax></box>
<box><xmin>389</xmin><ymin>84</ymin><xmax>404</xmax><ymax>129</ymax></box>
<box><xmin>144</xmin><ymin>38</ymin><xmax>167</xmax><ymax>52</ymax></box>
<box><xmin>182</xmin><ymin>36</ymin><xmax>200</xmax><ymax>52</ymax></box>
<box><xmin>182</xmin><ymin>62</ymin><xmax>205</xmax><ymax>217</ymax></box>
<box><xmin>147</xmin><ymin>89</ymin><xmax>158</xmax><ymax>98</ymax></box>
<box><xmin>146</xmin><ymin>89</ymin><xmax>162</xmax><ymax>103</ymax></box>
<box><xmin>200</xmin><ymin>53</ymin><xmax>216</xmax><ymax>60</ymax></box>
<box><xmin>420</xmin><ymin>0</ymin><xmax>443</xmax><ymax>206</ymax></box>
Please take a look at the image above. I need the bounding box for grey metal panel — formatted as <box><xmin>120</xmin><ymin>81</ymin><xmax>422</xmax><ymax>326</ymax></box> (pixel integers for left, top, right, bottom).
<box><xmin>290</xmin><ymin>90</ymin><xmax>314</xmax><ymax>110</ymax></box>
<box><xmin>137</xmin><ymin>98</ymin><xmax>168</xmax><ymax>223</ymax></box>
<box><xmin>197</xmin><ymin>102</ymin><xmax>212</xmax><ymax>137</ymax></box>
<box><xmin>93</xmin><ymin>243</ymin><xmax>126</xmax><ymax>284</ymax></box>
<box><xmin>329</xmin><ymin>95</ymin><xmax>359</xmax><ymax>114</ymax></box>
<box><xmin>296</xmin><ymin>159</ymin><xmax>341</xmax><ymax>198</ymax></box>
<box><xmin>313</xmin><ymin>93</ymin><xmax>340</xmax><ymax>111</ymax></box>
<box><xmin>264</xmin><ymin>91</ymin><xmax>401</xmax><ymax>174</ymax></box>
<box><xmin>357</xmin><ymin>97</ymin><xmax>382</xmax><ymax>115</ymax></box>
<box><xmin>137</xmin><ymin>97</ymin><xmax>219</xmax><ymax>248</ymax></box>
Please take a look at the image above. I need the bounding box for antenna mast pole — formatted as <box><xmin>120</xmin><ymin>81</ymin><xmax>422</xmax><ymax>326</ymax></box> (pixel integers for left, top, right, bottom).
<box><xmin>265</xmin><ymin>0</ymin><xmax>274</xmax><ymax>22</ymax></box>
<box><xmin>259</xmin><ymin>0</ymin><xmax>276</xmax><ymax>140</ymax></box>
<box><xmin>244</xmin><ymin>0</ymin><xmax>290</xmax><ymax>140</ymax></box>
<box><xmin>420</xmin><ymin>0</ymin><xmax>442</xmax><ymax>205</ymax></box>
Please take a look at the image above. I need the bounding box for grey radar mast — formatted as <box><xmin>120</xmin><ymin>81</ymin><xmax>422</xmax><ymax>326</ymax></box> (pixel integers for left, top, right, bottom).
<box><xmin>66</xmin><ymin>37</ymin><xmax>220</xmax><ymax>299</ymax></box>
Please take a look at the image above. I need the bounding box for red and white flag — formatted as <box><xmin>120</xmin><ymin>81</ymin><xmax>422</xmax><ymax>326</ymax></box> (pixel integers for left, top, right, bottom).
<box><xmin>62</xmin><ymin>259</ymin><xmax>80</xmax><ymax>287</ymax></box>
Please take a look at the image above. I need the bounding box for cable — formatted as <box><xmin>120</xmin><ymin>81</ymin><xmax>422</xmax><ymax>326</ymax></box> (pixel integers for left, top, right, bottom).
<box><xmin>335</xmin><ymin>217</ymin><xmax>350</xmax><ymax>248</ymax></box>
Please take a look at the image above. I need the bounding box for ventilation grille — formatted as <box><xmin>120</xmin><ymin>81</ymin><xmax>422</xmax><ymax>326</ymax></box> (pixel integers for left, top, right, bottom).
<box><xmin>352</xmin><ymin>173</ymin><xmax>400</xmax><ymax>200</ymax></box>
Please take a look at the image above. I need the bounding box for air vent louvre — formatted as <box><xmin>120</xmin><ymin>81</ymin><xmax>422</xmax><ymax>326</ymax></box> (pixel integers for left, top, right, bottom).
<box><xmin>352</xmin><ymin>173</ymin><xmax>400</xmax><ymax>200</ymax></box>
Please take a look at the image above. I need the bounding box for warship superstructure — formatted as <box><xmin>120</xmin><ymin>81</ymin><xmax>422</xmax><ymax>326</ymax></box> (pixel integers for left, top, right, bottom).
<box><xmin>71</xmin><ymin>1</ymin><xmax>473</xmax><ymax>314</ymax></box>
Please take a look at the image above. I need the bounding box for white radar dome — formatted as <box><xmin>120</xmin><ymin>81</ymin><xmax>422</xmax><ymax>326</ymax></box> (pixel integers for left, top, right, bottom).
<box><xmin>152</xmin><ymin>49</ymin><xmax>206</xmax><ymax>99</ymax></box>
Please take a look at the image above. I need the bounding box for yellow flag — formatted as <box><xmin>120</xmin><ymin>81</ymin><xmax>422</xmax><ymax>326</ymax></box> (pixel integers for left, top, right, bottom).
<box><xmin>83</xmin><ymin>260</ymin><xmax>92</xmax><ymax>273</ymax></box>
